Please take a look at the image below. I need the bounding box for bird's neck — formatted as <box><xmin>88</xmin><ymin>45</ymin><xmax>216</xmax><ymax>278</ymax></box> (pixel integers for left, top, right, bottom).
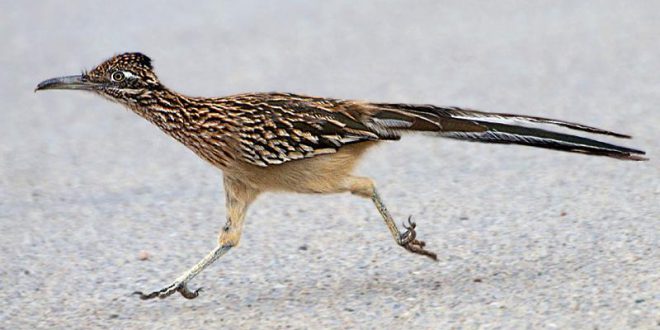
<box><xmin>124</xmin><ymin>87</ymin><xmax>206</xmax><ymax>141</ymax></box>
<box><xmin>121</xmin><ymin>86</ymin><xmax>237</xmax><ymax>167</ymax></box>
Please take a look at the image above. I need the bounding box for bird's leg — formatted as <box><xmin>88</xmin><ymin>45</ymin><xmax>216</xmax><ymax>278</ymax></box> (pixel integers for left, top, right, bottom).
<box><xmin>347</xmin><ymin>177</ymin><xmax>438</xmax><ymax>260</ymax></box>
<box><xmin>134</xmin><ymin>176</ymin><xmax>257</xmax><ymax>300</ymax></box>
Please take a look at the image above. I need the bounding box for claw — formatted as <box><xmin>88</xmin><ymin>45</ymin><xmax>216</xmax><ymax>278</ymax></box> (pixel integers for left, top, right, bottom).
<box><xmin>133</xmin><ymin>290</ymin><xmax>157</xmax><ymax>300</ymax></box>
<box><xmin>134</xmin><ymin>281</ymin><xmax>202</xmax><ymax>300</ymax></box>
<box><xmin>402</xmin><ymin>215</ymin><xmax>417</xmax><ymax>230</ymax></box>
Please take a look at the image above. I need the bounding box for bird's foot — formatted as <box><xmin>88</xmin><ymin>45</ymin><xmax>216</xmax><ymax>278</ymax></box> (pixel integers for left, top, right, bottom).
<box><xmin>398</xmin><ymin>216</ymin><xmax>438</xmax><ymax>261</ymax></box>
<box><xmin>133</xmin><ymin>279</ymin><xmax>202</xmax><ymax>300</ymax></box>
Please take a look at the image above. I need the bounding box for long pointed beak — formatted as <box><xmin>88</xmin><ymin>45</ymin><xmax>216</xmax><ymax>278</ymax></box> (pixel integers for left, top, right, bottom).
<box><xmin>35</xmin><ymin>75</ymin><xmax>98</xmax><ymax>92</ymax></box>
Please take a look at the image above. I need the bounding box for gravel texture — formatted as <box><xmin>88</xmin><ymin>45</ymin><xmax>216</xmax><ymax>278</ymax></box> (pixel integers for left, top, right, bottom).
<box><xmin>1</xmin><ymin>1</ymin><xmax>658</xmax><ymax>329</ymax></box>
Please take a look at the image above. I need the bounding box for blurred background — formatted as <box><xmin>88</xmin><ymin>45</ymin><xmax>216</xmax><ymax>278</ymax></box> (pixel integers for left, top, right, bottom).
<box><xmin>1</xmin><ymin>1</ymin><xmax>658</xmax><ymax>328</ymax></box>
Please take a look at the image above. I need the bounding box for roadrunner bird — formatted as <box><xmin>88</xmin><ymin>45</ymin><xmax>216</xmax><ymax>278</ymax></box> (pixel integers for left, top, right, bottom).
<box><xmin>36</xmin><ymin>53</ymin><xmax>647</xmax><ymax>300</ymax></box>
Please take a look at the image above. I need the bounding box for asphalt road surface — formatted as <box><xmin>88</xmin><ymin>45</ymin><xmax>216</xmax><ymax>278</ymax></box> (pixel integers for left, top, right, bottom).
<box><xmin>1</xmin><ymin>1</ymin><xmax>658</xmax><ymax>329</ymax></box>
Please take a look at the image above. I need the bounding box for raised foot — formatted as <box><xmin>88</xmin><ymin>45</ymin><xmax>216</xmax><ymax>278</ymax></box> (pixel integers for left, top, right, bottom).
<box><xmin>133</xmin><ymin>280</ymin><xmax>202</xmax><ymax>300</ymax></box>
<box><xmin>398</xmin><ymin>216</ymin><xmax>438</xmax><ymax>261</ymax></box>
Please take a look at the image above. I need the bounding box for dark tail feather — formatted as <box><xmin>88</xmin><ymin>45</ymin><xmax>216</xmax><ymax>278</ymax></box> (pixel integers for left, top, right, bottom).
<box><xmin>368</xmin><ymin>104</ymin><xmax>648</xmax><ymax>161</ymax></box>
<box><xmin>441</xmin><ymin>121</ymin><xmax>648</xmax><ymax>161</ymax></box>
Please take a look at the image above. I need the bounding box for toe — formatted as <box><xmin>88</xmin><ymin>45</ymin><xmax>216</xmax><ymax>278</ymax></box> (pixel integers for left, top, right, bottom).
<box><xmin>134</xmin><ymin>282</ymin><xmax>183</xmax><ymax>300</ymax></box>
<box><xmin>178</xmin><ymin>284</ymin><xmax>202</xmax><ymax>299</ymax></box>
<box><xmin>133</xmin><ymin>290</ymin><xmax>159</xmax><ymax>300</ymax></box>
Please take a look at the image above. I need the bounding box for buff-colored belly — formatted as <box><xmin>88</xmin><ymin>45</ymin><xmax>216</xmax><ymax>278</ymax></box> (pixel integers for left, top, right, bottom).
<box><xmin>225</xmin><ymin>142</ymin><xmax>378</xmax><ymax>194</ymax></box>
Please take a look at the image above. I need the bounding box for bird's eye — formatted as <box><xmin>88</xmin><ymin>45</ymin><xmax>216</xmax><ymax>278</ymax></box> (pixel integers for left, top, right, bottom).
<box><xmin>111</xmin><ymin>71</ymin><xmax>126</xmax><ymax>82</ymax></box>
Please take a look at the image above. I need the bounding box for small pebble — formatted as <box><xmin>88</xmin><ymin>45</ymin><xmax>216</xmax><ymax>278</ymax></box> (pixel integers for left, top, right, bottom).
<box><xmin>138</xmin><ymin>250</ymin><xmax>150</xmax><ymax>261</ymax></box>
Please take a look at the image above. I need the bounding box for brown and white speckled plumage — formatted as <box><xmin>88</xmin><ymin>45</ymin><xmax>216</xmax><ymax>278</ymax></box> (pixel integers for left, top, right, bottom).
<box><xmin>36</xmin><ymin>52</ymin><xmax>646</xmax><ymax>300</ymax></box>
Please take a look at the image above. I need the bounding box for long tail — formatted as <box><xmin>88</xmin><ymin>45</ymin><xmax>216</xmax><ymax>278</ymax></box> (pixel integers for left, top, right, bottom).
<box><xmin>367</xmin><ymin>103</ymin><xmax>648</xmax><ymax>161</ymax></box>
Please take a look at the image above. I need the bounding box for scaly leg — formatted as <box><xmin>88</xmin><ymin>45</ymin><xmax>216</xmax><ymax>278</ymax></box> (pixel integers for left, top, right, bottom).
<box><xmin>346</xmin><ymin>176</ymin><xmax>437</xmax><ymax>260</ymax></box>
<box><xmin>134</xmin><ymin>245</ymin><xmax>231</xmax><ymax>299</ymax></box>
<box><xmin>134</xmin><ymin>175</ymin><xmax>258</xmax><ymax>300</ymax></box>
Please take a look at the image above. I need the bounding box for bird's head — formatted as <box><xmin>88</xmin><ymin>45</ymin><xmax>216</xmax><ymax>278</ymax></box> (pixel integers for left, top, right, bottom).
<box><xmin>36</xmin><ymin>52</ymin><xmax>161</xmax><ymax>105</ymax></box>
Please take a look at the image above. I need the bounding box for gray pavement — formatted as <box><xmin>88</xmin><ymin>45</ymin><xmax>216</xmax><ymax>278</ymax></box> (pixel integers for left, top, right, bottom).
<box><xmin>1</xmin><ymin>1</ymin><xmax>658</xmax><ymax>329</ymax></box>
